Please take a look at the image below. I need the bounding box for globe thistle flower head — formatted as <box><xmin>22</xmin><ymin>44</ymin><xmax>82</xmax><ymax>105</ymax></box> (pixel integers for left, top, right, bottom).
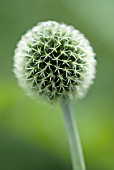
<box><xmin>14</xmin><ymin>21</ymin><xmax>96</xmax><ymax>102</ymax></box>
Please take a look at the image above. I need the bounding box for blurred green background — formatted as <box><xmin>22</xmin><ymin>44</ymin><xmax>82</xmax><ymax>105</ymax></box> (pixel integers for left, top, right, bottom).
<box><xmin>0</xmin><ymin>0</ymin><xmax>114</xmax><ymax>169</ymax></box>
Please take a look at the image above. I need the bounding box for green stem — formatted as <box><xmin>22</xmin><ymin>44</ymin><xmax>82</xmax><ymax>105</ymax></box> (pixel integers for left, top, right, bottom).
<box><xmin>61</xmin><ymin>99</ymin><xmax>86</xmax><ymax>170</ymax></box>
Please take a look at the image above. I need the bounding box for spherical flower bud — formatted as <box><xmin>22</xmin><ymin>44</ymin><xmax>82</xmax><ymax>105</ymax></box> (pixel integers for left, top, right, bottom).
<box><xmin>13</xmin><ymin>21</ymin><xmax>96</xmax><ymax>102</ymax></box>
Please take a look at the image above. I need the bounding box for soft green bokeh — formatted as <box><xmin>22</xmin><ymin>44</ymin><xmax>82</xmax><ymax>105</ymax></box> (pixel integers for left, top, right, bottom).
<box><xmin>0</xmin><ymin>0</ymin><xmax>114</xmax><ymax>169</ymax></box>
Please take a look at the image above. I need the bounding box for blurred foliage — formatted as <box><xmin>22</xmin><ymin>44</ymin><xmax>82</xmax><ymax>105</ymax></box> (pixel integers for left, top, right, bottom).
<box><xmin>0</xmin><ymin>0</ymin><xmax>114</xmax><ymax>170</ymax></box>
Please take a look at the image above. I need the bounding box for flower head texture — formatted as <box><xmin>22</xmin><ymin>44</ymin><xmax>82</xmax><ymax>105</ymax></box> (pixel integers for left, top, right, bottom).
<box><xmin>13</xmin><ymin>21</ymin><xmax>96</xmax><ymax>102</ymax></box>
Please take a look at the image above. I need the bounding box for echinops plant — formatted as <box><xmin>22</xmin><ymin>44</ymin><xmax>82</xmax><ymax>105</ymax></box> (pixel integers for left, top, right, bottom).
<box><xmin>13</xmin><ymin>21</ymin><xmax>96</xmax><ymax>170</ymax></box>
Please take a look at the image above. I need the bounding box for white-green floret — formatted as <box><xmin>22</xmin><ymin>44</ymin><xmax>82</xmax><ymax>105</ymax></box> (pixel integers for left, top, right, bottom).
<box><xmin>13</xmin><ymin>21</ymin><xmax>96</xmax><ymax>102</ymax></box>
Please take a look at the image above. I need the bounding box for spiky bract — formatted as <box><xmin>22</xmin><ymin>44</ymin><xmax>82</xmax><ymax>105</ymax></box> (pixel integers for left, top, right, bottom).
<box><xmin>13</xmin><ymin>21</ymin><xmax>96</xmax><ymax>102</ymax></box>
